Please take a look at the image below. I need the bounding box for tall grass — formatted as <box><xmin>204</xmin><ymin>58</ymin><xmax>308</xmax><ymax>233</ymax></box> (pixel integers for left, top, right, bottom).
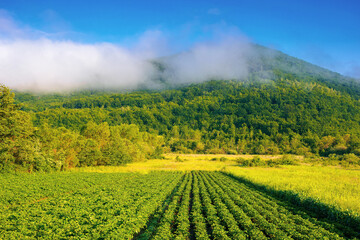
<box><xmin>70</xmin><ymin>157</ymin><xmax>234</xmax><ymax>173</ymax></box>
<box><xmin>226</xmin><ymin>165</ymin><xmax>360</xmax><ymax>215</ymax></box>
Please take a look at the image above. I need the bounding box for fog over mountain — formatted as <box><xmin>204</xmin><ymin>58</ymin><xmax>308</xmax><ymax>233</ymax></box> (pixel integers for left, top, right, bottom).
<box><xmin>0</xmin><ymin>11</ymin><xmax>258</xmax><ymax>93</ymax></box>
<box><xmin>0</xmin><ymin>10</ymin><xmax>357</xmax><ymax>93</ymax></box>
<box><xmin>0</xmin><ymin>36</ymin><xmax>254</xmax><ymax>92</ymax></box>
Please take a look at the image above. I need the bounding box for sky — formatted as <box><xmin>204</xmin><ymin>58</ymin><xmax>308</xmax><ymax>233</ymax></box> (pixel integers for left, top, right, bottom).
<box><xmin>0</xmin><ymin>0</ymin><xmax>359</xmax><ymax>91</ymax></box>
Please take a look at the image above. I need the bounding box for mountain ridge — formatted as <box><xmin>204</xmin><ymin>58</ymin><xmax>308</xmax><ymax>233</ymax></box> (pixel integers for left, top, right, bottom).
<box><xmin>14</xmin><ymin>43</ymin><xmax>360</xmax><ymax>100</ymax></box>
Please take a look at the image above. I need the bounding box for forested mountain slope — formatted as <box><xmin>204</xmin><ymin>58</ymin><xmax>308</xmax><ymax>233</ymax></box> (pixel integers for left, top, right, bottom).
<box><xmin>3</xmin><ymin>46</ymin><xmax>360</xmax><ymax>171</ymax></box>
<box><xmin>18</xmin><ymin>79</ymin><xmax>360</xmax><ymax>156</ymax></box>
<box><xmin>248</xmin><ymin>45</ymin><xmax>360</xmax><ymax>98</ymax></box>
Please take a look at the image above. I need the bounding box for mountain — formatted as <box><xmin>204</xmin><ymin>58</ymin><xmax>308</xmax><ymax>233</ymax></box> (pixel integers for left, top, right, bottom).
<box><xmin>248</xmin><ymin>45</ymin><xmax>360</xmax><ymax>98</ymax></box>
<box><xmin>3</xmin><ymin>45</ymin><xmax>360</xmax><ymax>172</ymax></box>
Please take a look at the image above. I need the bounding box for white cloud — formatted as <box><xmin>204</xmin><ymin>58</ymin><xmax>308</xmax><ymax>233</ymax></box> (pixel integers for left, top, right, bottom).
<box><xmin>0</xmin><ymin>39</ymin><xmax>156</xmax><ymax>92</ymax></box>
<box><xmin>0</xmin><ymin>10</ymin><xmax>253</xmax><ymax>92</ymax></box>
<box><xmin>163</xmin><ymin>35</ymin><xmax>252</xmax><ymax>84</ymax></box>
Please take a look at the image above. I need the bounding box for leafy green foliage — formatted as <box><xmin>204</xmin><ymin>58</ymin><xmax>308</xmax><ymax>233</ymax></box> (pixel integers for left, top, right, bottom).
<box><xmin>1</xmin><ymin>171</ymin><xmax>359</xmax><ymax>239</ymax></box>
<box><xmin>1</xmin><ymin>85</ymin><xmax>164</xmax><ymax>172</ymax></box>
<box><xmin>0</xmin><ymin>85</ymin><xmax>35</xmax><ymax>172</ymax></box>
<box><xmin>0</xmin><ymin>172</ymin><xmax>183</xmax><ymax>239</ymax></box>
<box><xmin>13</xmin><ymin>78</ymin><xmax>360</xmax><ymax>159</ymax></box>
<box><xmin>236</xmin><ymin>155</ymin><xmax>298</xmax><ymax>167</ymax></box>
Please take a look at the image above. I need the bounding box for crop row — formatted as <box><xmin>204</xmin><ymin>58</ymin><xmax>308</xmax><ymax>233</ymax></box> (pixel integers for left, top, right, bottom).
<box><xmin>138</xmin><ymin>171</ymin><xmax>357</xmax><ymax>239</ymax></box>
<box><xmin>1</xmin><ymin>171</ymin><xmax>358</xmax><ymax>239</ymax></box>
<box><xmin>0</xmin><ymin>172</ymin><xmax>183</xmax><ymax>239</ymax></box>
<box><xmin>0</xmin><ymin>172</ymin><xmax>137</xmax><ymax>209</ymax></box>
<box><xmin>211</xmin><ymin>172</ymin><xmax>359</xmax><ymax>239</ymax></box>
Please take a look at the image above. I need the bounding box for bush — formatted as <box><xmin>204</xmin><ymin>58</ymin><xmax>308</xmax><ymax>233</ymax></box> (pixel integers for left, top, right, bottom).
<box><xmin>266</xmin><ymin>159</ymin><xmax>279</xmax><ymax>167</ymax></box>
<box><xmin>239</xmin><ymin>156</ymin><xmax>266</xmax><ymax>167</ymax></box>
<box><xmin>175</xmin><ymin>156</ymin><xmax>184</xmax><ymax>162</ymax></box>
<box><xmin>251</xmin><ymin>156</ymin><xmax>266</xmax><ymax>166</ymax></box>
<box><xmin>235</xmin><ymin>157</ymin><xmax>246</xmax><ymax>165</ymax></box>
<box><xmin>150</xmin><ymin>146</ymin><xmax>164</xmax><ymax>159</ymax></box>
<box><xmin>279</xmin><ymin>155</ymin><xmax>298</xmax><ymax>165</ymax></box>
<box><xmin>226</xmin><ymin>149</ymin><xmax>238</xmax><ymax>155</ymax></box>
<box><xmin>340</xmin><ymin>153</ymin><xmax>360</xmax><ymax>167</ymax></box>
<box><xmin>237</xmin><ymin>155</ymin><xmax>298</xmax><ymax>167</ymax></box>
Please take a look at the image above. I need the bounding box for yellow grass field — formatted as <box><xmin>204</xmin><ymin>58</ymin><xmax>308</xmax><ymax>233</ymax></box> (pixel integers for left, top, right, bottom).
<box><xmin>226</xmin><ymin>165</ymin><xmax>360</xmax><ymax>215</ymax></box>
<box><xmin>71</xmin><ymin>154</ymin><xmax>288</xmax><ymax>172</ymax></box>
<box><xmin>72</xmin><ymin>154</ymin><xmax>360</xmax><ymax>215</ymax></box>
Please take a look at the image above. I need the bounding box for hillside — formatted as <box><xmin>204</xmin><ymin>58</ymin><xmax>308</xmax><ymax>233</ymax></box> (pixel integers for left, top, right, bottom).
<box><xmin>2</xmin><ymin>46</ymin><xmax>360</xmax><ymax>171</ymax></box>
<box><xmin>248</xmin><ymin>45</ymin><xmax>360</xmax><ymax>98</ymax></box>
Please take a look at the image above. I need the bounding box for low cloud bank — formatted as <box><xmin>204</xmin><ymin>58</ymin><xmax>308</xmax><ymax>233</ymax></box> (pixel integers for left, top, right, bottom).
<box><xmin>0</xmin><ymin>39</ymin><xmax>156</xmax><ymax>92</ymax></box>
<box><xmin>0</xmin><ymin>12</ymin><xmax>253</xmax><ymax>93</ymax></box>
<box><xmin>0</xmin><ymin>36</ymin><xmax>253</xmax><ymax>92</ymax></box>
<box><xmin>162</xmin><ymin>36</ymin><xmax>251</xmax><ymax>84</ymax></box>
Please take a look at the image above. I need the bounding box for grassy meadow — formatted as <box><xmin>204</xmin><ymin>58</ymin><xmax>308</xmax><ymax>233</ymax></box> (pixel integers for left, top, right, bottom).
<box><xmin>71</xmin><ymin>154</ymin><xmax>289</xmax><ymax>173</ymax></box>
<box><xmin>226</xmin><ymin>165</ymin><xmax>360</xmax><ymax>215</ymax></box>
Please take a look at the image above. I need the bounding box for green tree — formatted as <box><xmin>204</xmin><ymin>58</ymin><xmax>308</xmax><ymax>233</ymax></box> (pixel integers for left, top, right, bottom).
<box><xmin>0</xmin><ymin>85</ymin><xmax>35</xmax><ymax>171</ymax></box>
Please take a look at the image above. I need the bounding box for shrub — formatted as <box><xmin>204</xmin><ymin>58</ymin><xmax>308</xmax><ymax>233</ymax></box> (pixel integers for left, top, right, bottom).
<box><xmin>226</xmin><ymin>149</ymin><xmax>238</xmax><ymax>155</ymax></box>
<box><xmin>279</xmin><ymin>155</ymin><xmax>298</xmax><ymax>165</ymax></box>
<box><xmin>340</xmin><ymin>153</ymin><xmax>360</xmax><ymax>167</ymax></box>
<box><xmin>266</xmin><ymin>159</ymin><xmax>279</xmax><ymax>167</ymax></box>
<box><xmin>175</xmin><ymin>156</ymin><xmax>184</xmax><ymax>162</ymax></box>
<box><xmin>239</xmin><ymin>156</ymin><xmax>266</xmax><ymax>167</ymax></box>
<box><xmin>235</xmin><ymin>157</ymin><xmax>246</xmax><ymax>165</ymax></box>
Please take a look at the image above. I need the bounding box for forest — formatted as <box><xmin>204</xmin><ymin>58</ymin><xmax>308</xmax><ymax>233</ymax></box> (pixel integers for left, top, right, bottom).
<box><xmin>1</xmin><ymin>67</ymin><xmax>360</xmax><ymax>172</ymax></box>
<box><xmin>2</xmin><ymin>45</ymin><xmax>360</xmax><ymax>172</ymax></box>
<box><xmin>0</xmin><ymin>84</ymin><xmax>164</xmax><ymax>172</ymax></box>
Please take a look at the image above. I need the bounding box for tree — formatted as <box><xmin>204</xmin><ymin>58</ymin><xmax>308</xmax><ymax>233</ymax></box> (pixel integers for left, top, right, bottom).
<box><xmin>0</xmin><ymin>85</ymin><xmax>35</xmax><ymax>171</ymax></box>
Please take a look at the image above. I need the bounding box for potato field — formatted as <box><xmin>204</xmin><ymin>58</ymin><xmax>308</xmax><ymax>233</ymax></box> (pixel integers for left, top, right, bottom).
<box><xmin>0</xmin><ymin>171</ymin><xmax>359</xmax><ymax>239</ymax></box>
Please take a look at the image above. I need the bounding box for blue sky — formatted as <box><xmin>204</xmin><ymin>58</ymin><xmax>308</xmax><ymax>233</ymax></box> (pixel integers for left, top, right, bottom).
<box><xmin>1</xmin><ymin>0</ymin><xmax>360</xmax><ymax>78</ymax></box>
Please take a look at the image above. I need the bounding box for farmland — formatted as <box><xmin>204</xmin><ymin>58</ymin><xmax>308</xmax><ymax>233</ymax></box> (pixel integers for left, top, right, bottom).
<box><xmin>1</xmin><ymin>170</ymin><xmax>359</xmax><ymax>239</ymax></box>
<box><xmin>72</xmin><ymin>154</ymin><xmax>360</xmax><ymax>215</ymax></box>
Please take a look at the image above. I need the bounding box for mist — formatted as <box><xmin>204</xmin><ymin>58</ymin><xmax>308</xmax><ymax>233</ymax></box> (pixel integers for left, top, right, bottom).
<box><xmin>0</xmin><ymin>37</ymin><xmax>253</xmax><ymax>93</ymax></box>
<box><xmin>161</xmin><ymin>36</ymin><xmax>252</xmax><ymax>84</ymax></box>
<box><xmin>0</xmin><ymin>39</ymin><xmax>158</xmax><ymax>92</ymax></box>
<box><xmin>0</xmin><ymin>12</ymin><xmax>253</xmax><ymax>93</ymax></box>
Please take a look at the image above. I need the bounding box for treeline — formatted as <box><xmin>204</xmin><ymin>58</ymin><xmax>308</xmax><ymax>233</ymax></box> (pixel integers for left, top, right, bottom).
<box><xmin>17</xmin><ymin>79</ymin><xmax>360</xmax><ymax>158</ymax></box>
<box><xmin>5</xmin><ymin>73</ymin><xmax>360</xmax><ymax>171</ymax></box>
<box><xmin>0</xmin><ymin>85</ymin><xmax>163</xmax><ymax>172</ymax></box>
<box><xmin>3</xmin><ymin>46</ymin><xmax>360</xmax><ymax>171</ymax></box>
